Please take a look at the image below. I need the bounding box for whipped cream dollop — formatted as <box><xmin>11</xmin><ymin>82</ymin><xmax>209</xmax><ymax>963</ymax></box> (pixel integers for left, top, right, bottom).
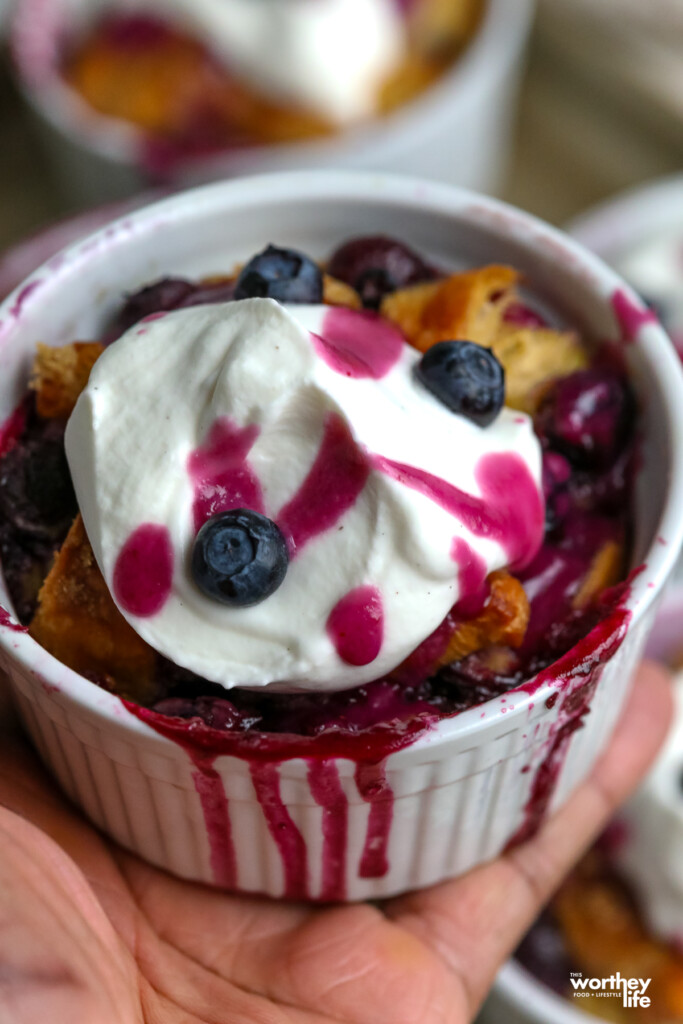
<box><xmin>66</xmin><ymin>298</ymin><xmax>544</xmax><ymax>693</ymax></box>
<box><xmin>613</xmin><ymin>673</ymin><xmax>683</xmax><ymax>944</ymax></box>
<box><xmin>137</xmin><ymin>0</ymin><xmax>405</xmax><ymax>123</ymax></box>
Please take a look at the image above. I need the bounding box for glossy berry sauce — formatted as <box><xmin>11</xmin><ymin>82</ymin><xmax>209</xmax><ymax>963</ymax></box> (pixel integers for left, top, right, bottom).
<box><xmin>612</xmin><ymin>288</ymin><xmax>658</xmax><ymax>344</ymax></box>
<box><xmin>0</xmin><ymin>268</ymin><xmax>641</xmax><ymax>899</ymax></box>
<box><xmin>312</xmin><ymin>307</ymin><xmax>404</xmax><ymax>379</ymax></box>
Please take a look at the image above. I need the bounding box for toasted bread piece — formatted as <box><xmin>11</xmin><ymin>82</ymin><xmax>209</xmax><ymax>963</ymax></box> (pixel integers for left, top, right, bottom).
<box><xmin>438</xmin><ymin>570</ymin><xmax>530</xmax><ymax>665</ymax></box>
<box><xmin>323</xmin><ymin>275</ymin><xmax>362</xmax><ymax>309</ymax></box>
<box><xmin>382</xmin><ymin>267</ymin><xmax>589</xmax><ymax>412</ymax></box>
<box><xmin>30</xmin><ymin>515</ymin><xmax>157</xmax><ymax>703</ymax></box>
<box><xmin>381</xmin><ymin>265</ymin><xmax>519</xmax><ymax>351</ymax></box>
<box><xmin>30</xmin><ymin>342</ymin><xmax>104</xmax><ymax>420</ymax></box>
<box><xmin>573</xmin><ymin>541</ymin><xmax>625</xmax><ymax>611</ymax></box>
<box><xmin>491</xmin><ymin>324</ymin><xmax>589</xmax><ymax>413</ymax></box>
<box><xmin>379</xmin><ymin>54</ymin><xmax>444</xmax><ymax>113</ymax></box>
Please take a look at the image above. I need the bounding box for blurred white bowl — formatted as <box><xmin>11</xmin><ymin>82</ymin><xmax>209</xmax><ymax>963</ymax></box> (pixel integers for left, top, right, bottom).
<box><xmin>569</xmin><ymin>173</ymin><xmax>683</xmax><ymax>268</ymax></box>
<box><xmin>10</xmin><ymin>0</ymin><xmax>534</xmax><ymax>204</ymax></box>
<box><xmin>480</xmin><ymin>960</ymin><xmax>593</xmax><ymax>1024</ymax></box>
<box><xmin>570</xmin><ymin>173</ymin><xmax>683</xmax><ymax>589</ymax></box>
<box><xmin>480</xmin><ymin>176</ymin><xmax>683</xmax><ymax>1024</ymax></box>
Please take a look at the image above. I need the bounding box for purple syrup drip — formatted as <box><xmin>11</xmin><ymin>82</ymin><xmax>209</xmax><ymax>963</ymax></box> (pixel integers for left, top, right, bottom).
<box><xmin>250</xmin><ymin>762</ymin><xmax>309</xmax><ymax>900</ymax></box>
<box><xmin>611</xmin><ymin>289</ymin><xmax>657</xmax><ymax>344</ymax></box>
<box><xmin>0</xmin><ymin>605</ymin><xmax>28</xmax><ymax>633</ymax></box>
<box><xmin>356</xmin><ymin>762</ymin><xmax>393</xmax><ymax>878</ymax></box>
<box><xmin>450</xmin><ymin>537</ymin><xmax>488</xmax><ymax>617</ymax></box>
<box><xmin>191</xmin><ymin>762</ymin><xmax>237</xmax><ymax>888</ymax></box>
<box><xmin>98</xmin><ymin>12</ymin><xmax>175</xmax><ymax>50</ymax></box>
<box><xmin>507</xmin><ymin>604</ymin><xmax>631</xmax><ymax>848</ymax></box>
<box><xmin>307</xmin><ymin>760</ymin><xmax>349</xmax><ymax>901</ymax></box>
<box><xmin>312</xmin><ymin>307</ymin><xmax>404</xmax><ymax>380</ymax></box>
<box><xmin>277</xmin><ymin>413</ymin><xmax>370</xmax><ymax>557</ymax></box>
<box><xmin>372</xmin><ymin>451</ymin><xmax>544</xmax><ymax>571</ymax></box>
<box><xmin>327</xmin><ymin>586</ymin><xmax>383</xmax><ymax>667</ymax></box>
<box><xmin>8</xmin><ymin>281</ymin><xmax>41</xmax><ymax>320</ymax></box>
<box><xmin>187</xmin><ymin>418</ymin><xmax>263</xmax><ymax>531</ymax></box>
<box><xmin>503</xmin><ymin>302</ymin><xmax>548</xmax><ymax>329</ymax></box>
<box><xmin>113</xmin><ymin>523</ymin><xmax>174</xmax><ymax>617</ymax></box>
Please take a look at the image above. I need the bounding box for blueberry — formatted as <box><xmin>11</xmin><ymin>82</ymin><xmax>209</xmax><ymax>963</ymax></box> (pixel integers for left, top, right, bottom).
<box><xmin>111</xmin><ymin>277</ymin><xmax>197</xmax><ymax>337</ymax></box>
<box><xmin>542</xmin><ymin>452</ymin><xmax>572</xmax><ymax>533</ymax></box>
<box><xmin>234</xmin><ymin>245</ymin><xmax>323</xmax><ymax>304</ymax></box>
<box><xmin>416</xmin><ymin>341</ymin><xmax>505</xmax><ymax>426</ymax></box>
<box><xmin>191</xmin><ymin>509</ymin><xmax>289</xmax><ymax>607</ymax></box>
<box><xmin>534</xmin><ymin>369</ymin><xmax>634</xmax><ymax>468</ymax></box>
<box><xmin>327</xmin><ymin>235</ymin><xmax>437</xmax><ymax>310</ymax></box>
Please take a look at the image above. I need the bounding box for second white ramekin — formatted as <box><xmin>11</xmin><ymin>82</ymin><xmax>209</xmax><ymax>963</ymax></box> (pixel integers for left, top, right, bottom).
<box><xmin>0</xmin><ymin>171</ymin><xmax>682</xmax><ymax>902</ymax></box>
<box><xmin>10</xmin><ymin>0</ymin><xmax>534</xmax><ymax>203</ymax></box>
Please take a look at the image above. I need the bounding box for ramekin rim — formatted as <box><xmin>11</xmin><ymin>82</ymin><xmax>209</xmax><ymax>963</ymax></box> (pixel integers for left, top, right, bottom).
<box><xmin>0</xmin><ymin>168</ymin><xmax>681</xmax><ymax>755</ymax></box>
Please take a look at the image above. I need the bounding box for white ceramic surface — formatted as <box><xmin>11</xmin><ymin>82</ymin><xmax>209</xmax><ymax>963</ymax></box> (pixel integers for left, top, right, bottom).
<box><xmin>481</xmin><ymin>175</ymin><xmax>683</xmax><ymax>1024</ymax></box>
<box><xmin>480</xmin><ymin>595</ymin><xmax>683</xmax><ymax>1023</ymax></box>
<box><xmin>0</xmin><ymin>172</ymin><xmax>681</xmax><ymax>903</ymax></box>
<box><xmin>10</xmin><ymin>0</ymin><xmax>534</xmax><ymax>204</ymax></box>
<box><xmin>0</xmin><ymin>195</ymin><xmax>152</xmax><ymax>299</ymax></box>
<box><xmin>569</xmin><ymin>173</ymin><xmax>683</xmax><ymax>270</ymax></box>
<box><xmin>481</xmin><ymin>960</ymin><xmax>592</xmax><ymax>1024</ymax></box>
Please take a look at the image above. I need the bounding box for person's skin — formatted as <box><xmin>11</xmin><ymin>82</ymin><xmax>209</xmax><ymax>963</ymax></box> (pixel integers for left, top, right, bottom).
<box><xmin>0</xmin><ymin>660</ymin><xmax>672</xmax><ymax>1024</ymax></box>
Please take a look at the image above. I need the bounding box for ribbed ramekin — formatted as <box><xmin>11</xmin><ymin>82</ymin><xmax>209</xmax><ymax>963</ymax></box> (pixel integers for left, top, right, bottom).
<box><xmin>0</xmin><ymin>172</ymin><xmax>681</xmax><ymax>901</ymax></box>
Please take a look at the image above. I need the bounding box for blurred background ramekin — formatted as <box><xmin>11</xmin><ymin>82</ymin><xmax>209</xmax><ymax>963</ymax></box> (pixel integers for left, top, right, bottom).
<box><xmin>0</xmin><ymin>171</ymin><xmax>682</xmax><ymax>902</ymax></box>
<box><xmin>9</xmin><ymin>0</ymin><xmax>535</xmax><ymax>204</ymax></box>
<box><xmin>480</xmin><ymin>592</ymin><xmax>683</xmax><ymax>1024</ymax></box>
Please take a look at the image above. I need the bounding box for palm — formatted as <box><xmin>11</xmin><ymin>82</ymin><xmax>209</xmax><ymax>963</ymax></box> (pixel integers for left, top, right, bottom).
<box><xmin>0</xmin><ymin>662</ymin><xmax>672</xmax><ymax>1024</ymax></box>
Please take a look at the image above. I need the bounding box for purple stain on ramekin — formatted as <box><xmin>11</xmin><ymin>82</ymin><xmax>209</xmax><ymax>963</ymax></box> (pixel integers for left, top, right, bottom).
<box><xmin>0</xmin><ymin>605</ymin><xmax>28</xmax><ymax>634</ymax></box>
<box><xmin>8</xmin><ymin>281</ymin><xmax>42</xmax><ymax>319</ymax></box>
<box><xmin>612</xmin><ymin>288</ymin><xmax>658</xmax><ymax>344</ymax></box>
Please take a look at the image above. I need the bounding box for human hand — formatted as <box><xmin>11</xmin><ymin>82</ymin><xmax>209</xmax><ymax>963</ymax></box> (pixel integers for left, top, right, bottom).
<box><xmin>0</xmin><ymin>660</ymin><xmax>672</xmax><ymax>1024</ymax></box>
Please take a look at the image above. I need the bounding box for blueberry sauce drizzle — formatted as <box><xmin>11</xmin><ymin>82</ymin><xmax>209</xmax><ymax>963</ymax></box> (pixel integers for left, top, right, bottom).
<box><xmin>113</xmin><ymin>524</ymin><xmax>174</xmax><ymax>617</ymax></box>
<box><xmin>612</xmin><ymin>288</ymin><xmax>658</xmax><ymax>344</ymax></box>
<box><xmin>249</xmin><ymin>762</ymin><xmax>309</xmax><ymax>899</ymax></box>
<box><xmin>450</xmin><ymin>538</ymin><xmax>489</xmax><ymax>618</ymax></box>
<box><xmin>371</xmin><ymin>451</ymin><xmax>545</xmax><ymax>571</ymax></box>
<box><xmin>307</xmin><ymin>760</ymin><xmax>349</xmax><ymax>901</ymax></box>
<box><xmin>187</xmin><ymin>419</ymin><xmax>263</xmax><ymax>531</ymax></box>
<box><xmin>191</xmin><ymin>760</ymin><xmax>237</xmax><ymax>888</ymax></box>
<box><xmin>0</xmin><ymin>605</ymin><xmax>28</xmax><ymax>633</ymax></box>
<box><xmin>327</xmin><ymin>586</ymin><xmax>384</xmax><ymax>667</ymax></box>
<box><xmin>356</xmin><ymin>762</ymin><xmax>393</xmax><ymax>879</ymax></box>
<box><xmin>276</xmin><ymin>413</ymin><xmax>370</xmax><ymax>557</ymax></box>
<box><xmin>312</xmin><ymin>307</ymin><xmax>404</xmax><ymax>379</ymax></box>
<box><xmin>506</xmin><ymin>595</ymin><xmax>633</xmax><ymax>848</ymax></box>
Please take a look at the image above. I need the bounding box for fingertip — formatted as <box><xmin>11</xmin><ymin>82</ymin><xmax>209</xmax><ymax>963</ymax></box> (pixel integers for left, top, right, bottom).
<box><xmin>591</xmin><ymin>657</ymin><xmax>675</xmax><ymax>809</ymax></box>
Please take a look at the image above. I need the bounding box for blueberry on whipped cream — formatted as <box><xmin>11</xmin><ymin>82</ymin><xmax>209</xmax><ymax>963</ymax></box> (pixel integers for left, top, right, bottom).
<box><xmin>416</xmin><ymin>341</ymin><xmax>506</xmax><ymax>426</ymax></box>
<box><xmin>234</xmin><ymin>246</ymin><xmax>323</xmax><ymax>304</ymax></box>
<box><xmin>192</xmin><ymin>509</ymin><xmax>289</xmax><ymax>607</ymax></box>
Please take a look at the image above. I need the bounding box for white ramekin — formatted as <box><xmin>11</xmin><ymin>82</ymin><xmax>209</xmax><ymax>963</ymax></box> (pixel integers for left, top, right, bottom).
<box><xmin>568</xmin><ymin>172</ymin><xmax>683</xmax><ymax>271</ymax></box>
<box><xmin>0</xmin><ymin>171</ymin><xmax>682</xmax><ymax>903</ymax></box>
<box><xmin>10</xmin><ymin>0</ymin><xmax>534</xmax><ymax>204</ymax></box>
<box><xmin>480</xmin><ymin>961</ymin><xmax>594</xmax><ymax>1024</ymax></box>
<box><xmin>0</xmin><ymin>195</ymin><xmax>152</xmax><ymax>299</ymax></box>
